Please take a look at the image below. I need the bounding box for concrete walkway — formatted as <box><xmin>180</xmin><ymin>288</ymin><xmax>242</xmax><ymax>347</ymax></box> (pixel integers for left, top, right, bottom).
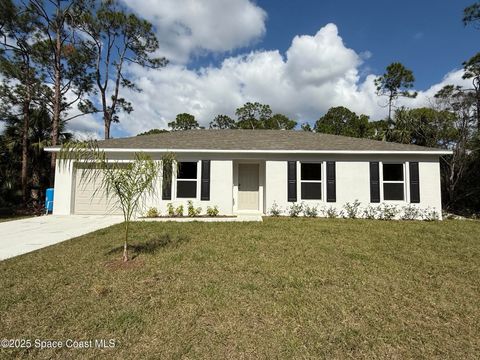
<box><xmin>0</xmin><ymin>215</ymin><xmax>123</xmax><ymax>261</ymax></box>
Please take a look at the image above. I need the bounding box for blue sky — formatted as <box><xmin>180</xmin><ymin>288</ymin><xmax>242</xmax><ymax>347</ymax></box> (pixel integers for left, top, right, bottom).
<box><xmin>260</xmin><ymin>0</ymin><xmax>476</xmax><ymax>89</ymax></box>
<box><xmin>67</xmin><ymin>0</ymin><xmax>477</xmax><ymax>138</ymax></box>
<box><xmin>194</xmin><ymin>0</ymin><xmax>476</xmax><ymax>89</ymax></box>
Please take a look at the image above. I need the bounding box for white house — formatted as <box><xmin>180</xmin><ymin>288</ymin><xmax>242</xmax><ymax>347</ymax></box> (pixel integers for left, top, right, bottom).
<box><xmin>46</xmin><ymin>130</ymin><xmax>451</xmax><ymax>219</ymax></box>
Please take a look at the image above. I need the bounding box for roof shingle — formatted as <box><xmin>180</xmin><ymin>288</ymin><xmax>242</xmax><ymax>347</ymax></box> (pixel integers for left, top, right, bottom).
<box><xmin>93</xmin><ymin>129</ymin><xmax>446</xmax><ymax>152</ymax></box>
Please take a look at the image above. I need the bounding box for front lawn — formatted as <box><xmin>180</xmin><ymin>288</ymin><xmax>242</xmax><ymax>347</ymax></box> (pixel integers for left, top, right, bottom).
<box><xmin>0</xmin><ymin>218</ymin><xmax>479</xmax><ymax>359</ymax></box>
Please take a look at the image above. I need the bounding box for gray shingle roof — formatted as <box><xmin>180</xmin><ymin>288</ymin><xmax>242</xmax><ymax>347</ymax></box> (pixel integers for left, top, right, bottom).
<box><xmin>93</xmin><ymin>129</ymin><xmax>447</xmax><ymax>152</ymax></box>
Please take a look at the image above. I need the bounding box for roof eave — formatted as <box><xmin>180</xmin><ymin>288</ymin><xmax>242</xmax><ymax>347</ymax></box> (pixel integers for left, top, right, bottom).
<box><xmin>44</xmin><ymin>147</ymin><xmax>453</xmax><ymax>155</ymax></box>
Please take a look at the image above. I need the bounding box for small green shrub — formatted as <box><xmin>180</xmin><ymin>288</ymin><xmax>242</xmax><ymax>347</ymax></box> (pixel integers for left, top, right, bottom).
<box><xmin>402</xmin><ymin>205</ymin><xmax>421</xmax><ymax>220</ymax></box>
<box><xmin>269</xmin><ymin>201</ymin><xmax>282</xmax><ymax>217</ymax></box>
<box><xmin>343</xmin><ymin>200</ymin><xmax>361</xmax><ymax>219</ymax></box>
<box><xmin>324</xmin><ymin>206</ymin><xmax>341</xmax><ymax>219</ymax></box>
<box><xmin>145</xmin><ymin>207</ymin><xmax>159</xmax><ymax>218</ymax></box>
<box><xmin>422</xmin><ymin>207</ymin><xmax>440</xmax><ymax>221</ymax></box>
<box><xmin>288</xmin><ymin>203</ymin><xmax>303</xmax><ymax>217</ymax></box>
<box><xmin>175</xmin><ymin>205</ymin><xmax>184</xmax><ymax>217</ymax></box>
<box><xmin>303</xmin><ymin>204</ymin><xmax>319</xmax><ymax>217</ymax></box>
<box><xmin>206</xmin><ymin>206</ymin><xmax>219</xmax><ymax>217</ymax></box>
<box><xmin>377</xmin><ymin>203</ymin><xmax>399</xmax><ymax>220</ymax></box>
<box><xmin>363</xmin><ymin>205</ymin><xmax>378</xmax><ymax>220</ymax></box>
<box><xmin>167</xmin><ymin>203</ymin><xmax>175</xmax><ymax>217</ymax></box>
<box><xmin>187</xmin><ymin>200</ymin><xmax>202</xmax><ymax>217</ymax></box>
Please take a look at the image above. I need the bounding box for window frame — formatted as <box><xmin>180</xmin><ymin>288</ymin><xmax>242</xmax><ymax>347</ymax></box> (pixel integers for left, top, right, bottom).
<box><xmin>175</xmin><ymin>160</ymin><xmax>200</xmax><ymax>199</ymax></box>
<box><xmin>381</xmin><ymin>162</ymin><xmax>406</xmax><ymax>202</ymax></box>
<box><xmin>299</xmin><ymin>161</ymin><xmax>323</xmax><ymax>201</ymax></box>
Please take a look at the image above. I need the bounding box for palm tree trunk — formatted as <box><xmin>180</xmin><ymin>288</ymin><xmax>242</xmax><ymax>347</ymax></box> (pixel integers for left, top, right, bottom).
<box><xmin>122</xmin><ymin>220</ymin><xmax>129</xmax><ymax>262</ymax></box>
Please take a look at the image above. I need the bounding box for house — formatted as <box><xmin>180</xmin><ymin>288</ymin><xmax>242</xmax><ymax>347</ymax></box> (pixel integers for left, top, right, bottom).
<box><xmin>46</xmin><ymin>129</ymin><xmax>451</xmax><ymax>219</ymax></box>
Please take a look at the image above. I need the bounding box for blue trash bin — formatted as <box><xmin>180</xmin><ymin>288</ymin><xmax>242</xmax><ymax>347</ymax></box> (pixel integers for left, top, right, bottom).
<box><xmin>45</xmin><ymin>188</ymin><xmax>54</xmax><ymax>214</ymax></box>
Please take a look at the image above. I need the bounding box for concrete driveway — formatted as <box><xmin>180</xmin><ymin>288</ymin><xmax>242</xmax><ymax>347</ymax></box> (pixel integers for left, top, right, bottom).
<box><xmin>0</xmin><ymin>215</ymin><xmax>123</xmax><ymax>261</ymax></box>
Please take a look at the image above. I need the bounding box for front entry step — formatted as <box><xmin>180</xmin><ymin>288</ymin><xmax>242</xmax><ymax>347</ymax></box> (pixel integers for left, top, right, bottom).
<box><xmin>236</xmin><ymin>214</ymin><xmax>263</xmax><ymax>222</ymax></box>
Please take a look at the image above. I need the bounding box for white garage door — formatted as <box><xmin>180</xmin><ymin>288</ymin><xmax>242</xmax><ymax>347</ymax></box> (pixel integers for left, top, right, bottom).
<box><xmin>74</xmin><ymin>168</ymin><xmax>122</xmax><ymax>215</ymax></box>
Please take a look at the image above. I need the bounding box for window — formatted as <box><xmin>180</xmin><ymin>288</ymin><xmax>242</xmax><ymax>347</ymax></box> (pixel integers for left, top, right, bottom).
<box><xmin>176</xmin><ymin>162</ymin><xmax>197</xmax><ymax>198</ymax></box>
<box><xmin>301</xmin><ymin>163</ymin><xmax>322</xmax><ymax>200</ymax></box>
<box><xmin>382</xmin><ymin>163</ymin><xmax>404</xmax><ymax>200</ymax></box>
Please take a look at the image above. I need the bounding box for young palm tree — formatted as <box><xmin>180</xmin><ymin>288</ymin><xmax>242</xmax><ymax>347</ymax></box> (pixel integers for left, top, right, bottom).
<box><xmin>58</xmin><ymin>142</ymin><xmax>174</xmax><ymax>262</ymax></box>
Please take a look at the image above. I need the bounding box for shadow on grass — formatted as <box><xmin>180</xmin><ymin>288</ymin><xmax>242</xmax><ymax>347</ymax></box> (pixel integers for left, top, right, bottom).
<box><xmin>106</xmin><ymin>233</ymin><xmax>190</xmax><ymax>259</ymax></box>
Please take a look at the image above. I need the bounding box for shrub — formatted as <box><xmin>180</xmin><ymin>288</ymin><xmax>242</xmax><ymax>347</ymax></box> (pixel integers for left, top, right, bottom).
<box><xmin>423</xmin><ymin>207</ymin><xmax>440</xmax><ymax>221</ymax></box>
<box><xmin>303</xmin><ymin>204</ymin><xmax>319</xmax><ymax>217</ymax></box>
<box><xmin>206</xmin><ymin>205</ymin><xmax>219</xmax><ymax>217</ymax></box>
<box><xmin>175</xmin><ymin>205</ymin><xmax>184</xmax><ymax>217</ymax></box>
<box><xmin>288</xmin><ymin>203</ymin><xmax>303</xmax><ymax>217</ymax></box>
<box><xmin>324</xmin><ymin>206</ymin><xmax>341</xmax><ymax>219</ymax></box>
<box><xmin>187</xmin><ymin>200</ymin><xmax>202</xmax><ymax>217</ymax></box>
<box><xmin>145</xmin><ymin>207</ymin><xmax>159</xmax><ymax>218</ymax></box>
<box><xmin>363</xmin><ymin>205</ymin><xmax>378</xmax><ymax>220</ymax></box>
<box><xmin>343</xmin><ymin>200</ymin><xmax>361</xmax><ymax>219</ymax></box>
<box><xmin>269</xmin><ymin>201</ymin><xmax>282</xmax><ymax>217</ymax></box>
<box><xmin>166</xmin><ymin>203</ymin><xmax>175</xmax><ymax>217</ymax></box>
<box><xmin>377</xmin><ymin>203</ymin><xmax>399</xmax><ymax>220</ymax></box>
<box><xmin>402</xmin><ymin>204</ymin><xmax>421</xmax><ymax>220</ymax></box>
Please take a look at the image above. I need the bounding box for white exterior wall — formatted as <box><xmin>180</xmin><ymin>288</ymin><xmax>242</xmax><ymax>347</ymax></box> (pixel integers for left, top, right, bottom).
<box><xmin>52</xmin><ymin>159</ymin><xmax>74</xmax><ymax>215</ymax></box>
<box><xmin>265</xmin><ymin>155</ymin><xmax>443</xmax><ymax>219</ymax></box>
<box><xmin>52</xmin><ymin>151</ymin><xmax>443</xmax><ymax>219</ymax></box>
<box><xmin>52</xmin><ymin>156</ymin><xmax>234</xmax><ymax>216</ymax></box>
<box><xmin>149</xmin><ymin>159</ymin><xmax>233</xmax><ymax>216</ymax></box>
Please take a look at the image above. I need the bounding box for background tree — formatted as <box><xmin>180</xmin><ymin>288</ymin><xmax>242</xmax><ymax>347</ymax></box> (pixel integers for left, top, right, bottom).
<box><xmin>463</xmin><ymin>1</ymin><xmax>480</xmax><ymax>28</ymax></box>
<box><xmin>314</xmin><ymin>106</ymin><xmax>372</xmax><ymax>138</ymax></box>
<box><xmin>388</xmin><ymin>107</ymin><xmax>456</xmax><ymax>147</ymax></box>
<box><xmin>235</xmin><ymin>102</ymin><xmax>272</xmax><ymax>129</ymax></box>
<box><xmin>29</xmin><ymin>0</ymin><xmax>95</xmax><ymax>184</ymax></box>
<box><xmin>168</xmin><ymin>113</ymin><xmax>200</xmax><ymax>131</ymax></box>
<box><xmin>209</xmin><ymin>114</ymin><xmax>236</xmax><ymax>129</ymax></box>
<box><xmin>137</xmin><ymin>128</ymin><xmax>168</xmax><ymax>136</ymax></box>
<box><xmin>75</xmin><ymin>0</ymin><xmax>168</xmax><ymax>139</ymax></box>
<box><xmin>301</xmin><ymin>123</ymin><xmax>313</xmax><ymax>132</ymax></box>
<box><xmin>264</xmin><ymin>113</ymin><xmax>297</xmax><ymax>130</ymax></box>
<box><xmin>374</xmin><ymin>62</ymin><xmax>417</xmax><ymax>120</ymax></box>
<box><xmin>0</xmin><ymin>0</ymin><xmax>44</xmax><ymax>202</ymax></box>
<box><xmin>59</xmin><ymin>142</ymin><xmax>174</xmax><ymax>262</ymax></box>
<box><xmin>434</xmin><ymin>85</ymin><xmax>477</xmax><ymax>210</ymax></box>
<box><xmin>462</xmin><ymin>53</ymin><xmax>480</xmax><ymax>128</ymax></box>
<box><xmin>0</xmin><ymin>107</ymin><xmax>71</xmax><ymax>208</ymax></box>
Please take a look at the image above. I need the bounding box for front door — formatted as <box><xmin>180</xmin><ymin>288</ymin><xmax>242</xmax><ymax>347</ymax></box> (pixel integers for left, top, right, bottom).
<box><xmin>238</xmin><ymin>164</ymin><xmax>259</xmax><ymax>210</ymax></box>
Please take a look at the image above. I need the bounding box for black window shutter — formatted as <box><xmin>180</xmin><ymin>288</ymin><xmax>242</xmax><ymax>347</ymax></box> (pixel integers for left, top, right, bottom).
<box><xmin>370</xmin><ymin>162</ymin><xmax>380</xmax><ymax>203</ymax></box>
<box><xmin>201</xmin><ymin>160</ymin><xmax>211</xmax><ymax>201</ymax></box>
<box><xmin>326</xmin><ymin>161</ymin><xmax>336</xmax><ymax>202</ymax></box>
<box><xmin>287</xmin><ymin>161</ymin><xmax>297</xmax><ymax>202</ymax></box>
<box><xmin>162</xmin><ymin>162</ymin><xmax>172</xmax><ymax>200</ymax></box>
<box><xmin>409</xmin><ymin>162</ymin><xmax>420</xmax><ymax>203</ymax></box>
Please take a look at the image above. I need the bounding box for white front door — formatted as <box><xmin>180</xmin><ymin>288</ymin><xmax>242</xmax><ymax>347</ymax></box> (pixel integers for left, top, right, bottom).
<box><xmin>238</xmin><ymin>164</ymin><xmax>259</xmax><ymax>210</ymax></box>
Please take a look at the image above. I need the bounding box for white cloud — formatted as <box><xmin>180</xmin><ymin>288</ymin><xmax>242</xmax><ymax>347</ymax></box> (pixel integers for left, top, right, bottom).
<box><xmin>67</xmin><ymin>114</ymin><xmax>103</xmax><ymax>140</ymax></box>
<box><xmin>395</xmin><ymin>69</ymin><xmax>470</xmax><ymax>111</ymax></box>
<box><xmin>116</xmin><ymin>23</ymin><xmax>381</xmax><ymax>135</ymax></box>
<box><xmin>286</xmin><ymin>24</ymin><xmax>361</xmax><ymax>86</ymax></box>
<box><xmin>121</xmin><ymin>0</ymin><xmax>267</xmax><ymax>63</ymax></box>
<box><xmin>64</xmin><ymin>23</ymin><xmax>472</xmax><ymax>137</ymax></box>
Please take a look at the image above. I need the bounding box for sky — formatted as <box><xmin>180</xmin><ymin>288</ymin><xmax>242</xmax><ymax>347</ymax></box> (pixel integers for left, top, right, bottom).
<box><xmin>68</xmin><ymin>0</ymin><xmax>478</xmax><ymax>139</ymax></box>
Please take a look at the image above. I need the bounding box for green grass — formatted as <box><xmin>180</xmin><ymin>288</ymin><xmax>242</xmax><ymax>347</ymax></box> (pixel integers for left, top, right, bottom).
<box><xmin>0</xmin><ymin>218</ymin><xmax>479</xmax><ymax>359</ymax></box>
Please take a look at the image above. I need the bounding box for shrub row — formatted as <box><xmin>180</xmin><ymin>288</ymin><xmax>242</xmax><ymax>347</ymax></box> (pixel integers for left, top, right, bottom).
<box><xmin>270</xmin><ymin>200</ymin><xmax>439</xmax><ymax>221</ymax></box>
<box><xmin>144</xmin><ymin>201</ymin><xmax>219</xmax><ymax>218</ymax></box>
